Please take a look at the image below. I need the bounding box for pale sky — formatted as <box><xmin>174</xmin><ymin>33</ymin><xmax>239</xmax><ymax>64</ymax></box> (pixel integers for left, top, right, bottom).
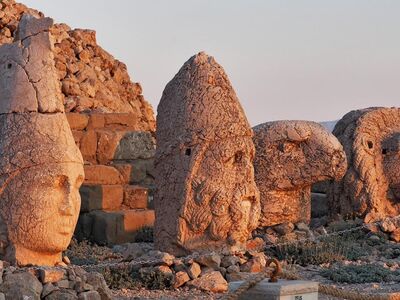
<box><xmin>23</xmin><ymin>0</ymin><xmax>400</xmax><ymax>125</ymax></box>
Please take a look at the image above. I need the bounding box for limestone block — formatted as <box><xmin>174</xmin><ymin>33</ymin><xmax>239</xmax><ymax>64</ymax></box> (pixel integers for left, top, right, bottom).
<box><xmin>80</xmin><ymin>185</ymin><xmax>123</xmax><ymax>212</ymax></box>
<box><xmin>66</xmin><ymin>113</ymin><xmax>89</xmax><ymax>130</ymax></box>
<box><xmin>114</xmin><ymin>131</ymin><xmax>155</xmax><ymax>160</ymax></box>
<box><xmin>123</xmin><ymin>185</ymin><xmax>148</xmax><ymax>209</ymax></box>
<box><xmin>84</xmin><ymin>165</ymin><xmax>122</xmax><ymax>185</ymax></box>
<box><xmin>80</xmin><ymin>130</ymin><xmax>97</xmax><ymax>163</ymax></box>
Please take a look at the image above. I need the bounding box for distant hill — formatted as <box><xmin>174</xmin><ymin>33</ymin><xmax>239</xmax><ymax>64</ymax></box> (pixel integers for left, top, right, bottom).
<box><xmin>320</xmin><ymin>120</ymin><xmax>338</xmax><ymax>132</ymax></box>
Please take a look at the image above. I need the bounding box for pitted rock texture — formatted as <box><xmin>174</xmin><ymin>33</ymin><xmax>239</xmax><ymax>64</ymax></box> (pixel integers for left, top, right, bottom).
<box><xmin>155</xmin><ymin>52</ymin><xmax>260</xmax><ymax>256</ymax></box>
<box><xmin>0</xmin><ymin>14</ymin><xmax>84</xmax><ymax>266</ymax></box>
<box><xmin>328</xmin><ymin>107</ymin><xmax>400</xmax><ymax>222</ymax></box>
<box><xmin>253</xmin><ymin>121</ymin><xmax>347</xmax><ymax>227</ymax></box>
<box><xmin>0</xmin><ymin>0</ymin><xmax>155</xmax><ymax>130</ymax></box>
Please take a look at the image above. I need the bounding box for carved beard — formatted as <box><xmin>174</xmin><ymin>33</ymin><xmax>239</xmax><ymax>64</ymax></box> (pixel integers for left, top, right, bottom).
<box><xmin>185</xmin><ymin>178</ymin><xmax>258</xmax><ymax>244</ymax></box>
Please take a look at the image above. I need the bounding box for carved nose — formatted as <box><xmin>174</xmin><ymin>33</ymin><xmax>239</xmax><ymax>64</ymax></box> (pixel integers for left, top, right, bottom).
<box><xmin>60</xmin><ymin>190</ymin><xmax>75</xmax><ymax>216</ymax></box>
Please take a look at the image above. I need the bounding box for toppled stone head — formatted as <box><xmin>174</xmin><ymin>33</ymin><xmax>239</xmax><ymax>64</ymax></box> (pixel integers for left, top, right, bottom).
<box><xmin>253</xmin><ymin>121</ymin><xmax>347</xmax><ymax>226</ymax></box>
<box><xmin>328</xmin><ymin>107</ymin><xmax>400</xmax><ymax>222</ymax></box>
<box><xmin>155</xmin><ymin>52</ymin><xmax>260</xmax><ymax>255</ymax></box>
<box><xmin>0</xmin><ymin>14</ymin><xmax>84</xmax><ymax>266</ymax></box>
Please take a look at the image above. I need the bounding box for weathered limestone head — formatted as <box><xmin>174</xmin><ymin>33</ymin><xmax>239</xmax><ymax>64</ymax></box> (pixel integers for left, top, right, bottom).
<box><xmin>0</xmin><ymin>14</ymin><xmax>84</xmax><ymax>266</ymax></box>
<box><xmin>155</xmin><ymin>52</ymin><xmax>260</xmax><ymax>255</ymax></box>
<box><xmin>253</xmin><ymin>120</ymin><xmax>347</xmax><ymax>226</ymax></box>
<box><xmin>328</xmin><ymin>107</ymin><xmax>400</xmax><ymax>222</ymax></box>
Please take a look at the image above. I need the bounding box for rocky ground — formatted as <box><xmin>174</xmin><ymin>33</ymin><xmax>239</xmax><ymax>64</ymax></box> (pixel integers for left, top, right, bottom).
<box><xmin>0</xmin><ymin>218</ymin><xmax>398</xmax><ymax>299</ymax></box>
<box><xmin>60</xmin><ymin>217</ymin><xmax>400</xmax><ymax>299</ymax></box>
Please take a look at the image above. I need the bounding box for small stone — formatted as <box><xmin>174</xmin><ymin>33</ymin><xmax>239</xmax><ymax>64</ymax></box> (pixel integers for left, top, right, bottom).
<box><xmin>56</xmin><ymin>279</ymin><xmax>71</xmax><ymax>289</ymax></box>
<box><xmin>195</xmin><ymin>253</ymin><xmax>221</xmax><ymax>269</ymax></box>
<box><xmin>226</xmin><ymin>265</ymin><xmax>240</xmax><ymax>274</ymax></box>
<box><xmin>0</xmin><ymin>272</ymin><xmax>43</xmax><ymax>300</ymax></box>
<box><xmin>173</xmin><ymin>271</ymin><xmax>190</xmax><ymax>288</ymax></box>
<box><xmin>240</xmin><ymin>254</ymin><xmax>266</xmax><ymax>273</ymax></box>
<box><xmin>147</xmin><ymin>250</ymin><xmax>175</xmax><ymax>266</ymax></box>
<box><xmin>63</xmin><ymin>256</ymin><xmax>71</xmax><ymax>265</ymax></box>
<box><xmin>39</xmin><ymin>268</ymin><xmax>66</xmax><ymax>283</ymax></box>
<box><xmin>154</xmin><ymin>265</ymin><xmax>173</xmax><ymax>275</ymax></box>
<box><xmin>246</xmin><ymin>237</ymin><xmax>265</xmax><ymax>251</ymax></box>
<box><xmin>263</xmin><ymin>234</ymin><xmax>278</xmax><ymax>244</ymax></box>
<box><xmin>221</xmin><ymin>255</ymin><xmax>240</xmax><ymax>268</ymax></box>
<box><xmin>85</xmin><ymin>272</ymin><xmax>112</xmax><ymax>300</ymax></box>
<box><xmin>78</xmin><ymin>290</ymin><xmax>101</xmax><ymax>300</ymax></box>
<box><xmin>173</xmin><ymin>259</ymin><xmax>186</xmax><ymax>273</ymax></box>
<box><xmin>273</xmin><ymin>222</ymin><xmax>295</xmax><ymax>235</ymax></box>
<box><xmin>41</xmin><ymin>283</ymin><xmax>59</xmax><ymax>298</ymax></box>
<box><xmin>296</xmin><ymin>222</ymin><xmax>310</xmax><ymax>232</ymax></box>
<box><xmin>45</xmin><ymin>289</ymin><xmax>78</xmax><ymax>300</ymax></box>
<box><xmin>187</xmin><ymin>271</ymin><xmax>228</xmax><ymax>293</ymax></box>
<box><xmin>187</xmin><ymin>262</ymin><xmax>201</xmax><ymax>279</ymax></box>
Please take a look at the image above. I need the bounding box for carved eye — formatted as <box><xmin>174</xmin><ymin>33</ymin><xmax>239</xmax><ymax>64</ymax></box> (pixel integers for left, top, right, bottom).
<box><xmin>185</xmin><ymin>148</ymin><xmax>191</xmax><ymax>156</ymax></box>
<box><xmin>382</xmin><ymin>148</ymin><xmax>387</xmax><ymax>155</ymax></box>
<box><xmin>54</xmin><ymin>175</ymin><xmax>68</xmax><ymax>189</ymax></box>
<box><xmin>7</xmin><ymin>63</ymin><xmax>12</xmax><ymax>69</ymax></box>
<box><xmin>234</xmin><ymin>151</ymin><xmax>243</xmax><ymax>164</ymax></box>
<box><xmin>367</xmin><ymin>141</ymin><xmax>373</xmax><ymax>149</ymax></box>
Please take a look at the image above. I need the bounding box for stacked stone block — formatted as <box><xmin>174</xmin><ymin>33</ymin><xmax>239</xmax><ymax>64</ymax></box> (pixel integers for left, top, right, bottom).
<box><xmin>67</xmin><ymin>112</ymin><xmax>155</xmax><ymax>245</ymax></box>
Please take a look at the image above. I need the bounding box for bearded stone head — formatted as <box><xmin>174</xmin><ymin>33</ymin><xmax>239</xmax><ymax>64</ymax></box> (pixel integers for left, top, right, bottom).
<box><xmin>155</xmin><ymin>52</ymin><xmax>260</xmax><ymax>255</ymax></box>
<box><xmin>328</xmin><ymin>107</ymin><xmax>400</xmax><ymax>222</ymax></box>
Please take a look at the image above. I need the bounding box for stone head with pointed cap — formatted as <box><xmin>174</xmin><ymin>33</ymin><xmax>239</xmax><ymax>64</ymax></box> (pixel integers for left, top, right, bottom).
<box><xmin>155</xmin><ymin>52</ymin><xmax>260</xmax><ymax>255</ymax></box>
<box><xmin>0</xmin><ymin>14</ymin><xmax>84</xmax><ymax>266</ymax></box>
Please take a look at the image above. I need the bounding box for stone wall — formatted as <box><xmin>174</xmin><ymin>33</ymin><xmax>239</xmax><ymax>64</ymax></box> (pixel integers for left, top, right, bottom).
<box><xmin>67</xmin><ymin>113</ymin><xmax>155</xmax><ymax>245</ymax></box>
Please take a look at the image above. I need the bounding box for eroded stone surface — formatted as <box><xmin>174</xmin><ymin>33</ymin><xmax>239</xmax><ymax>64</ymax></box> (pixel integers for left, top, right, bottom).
<box><xmin>328</xmin><ymin>107</ymin><xmax>400</xmax><ymax>222</ymax></box>
<box><xmin>0</xmin><ymin>15</ymin><xmax>84</xmax><ymax>266</ymax></box>
<box><xmin>155</xmin><ymin>52</ymin><xmax>260</xmax><ymax>255</ymax></box>
<box><xmin>253</xmin><ymin>121</ymin><xmax>347</xmax><ymax>226</ymax></box>
<box><xmin>0</xmin><ymin>0</ymin><xmax>155</xmax><ymax>130</ymax></box>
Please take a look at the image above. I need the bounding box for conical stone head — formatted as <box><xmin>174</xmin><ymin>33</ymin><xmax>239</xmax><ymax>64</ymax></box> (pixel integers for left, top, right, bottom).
<box><xmin>155</xmin><ymin>52</ymin><xmax>260</xmax><ymax>255</ymax></box>
<box><xmin>0</xmin><ymin>14</ymin><xmax>84</xmax><ymax>266</ymax></box>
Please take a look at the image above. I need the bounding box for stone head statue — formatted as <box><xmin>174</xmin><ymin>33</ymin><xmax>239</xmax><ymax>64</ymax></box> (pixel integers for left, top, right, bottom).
<box><xmin>155</xmin><ymin>52</ymin><xmax>260</xmax><ymax>255</ymax></box>
<box><xmin>253</xmin><ymin>121</ymin><xmax>347</xmax><ymax>226</ymax></box>
<box><xmin>328</xmin><ymin>107</ymin><xmax>400</xmax><ymax>222</ymax></box>
<box><xmin>0</xmin><ymin>14</ymin><xmax>84</xmax><ymax>266</ymax></box>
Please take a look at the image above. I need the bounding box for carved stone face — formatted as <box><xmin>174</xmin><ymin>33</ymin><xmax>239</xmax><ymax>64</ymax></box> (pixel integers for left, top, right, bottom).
<box><xmin>0</xmin><ymin>162</ymin><xmax>84</xmax><ymax>264</ymax></box>
<box><xmin>382</xmin><ymin>133</ymin><xmax>400</xmax><ymax>200</ymax></box>
<box><xmin>183</xmin><ymin>136</ymin><xmax>260</xmax><ymax>249</ymax></box>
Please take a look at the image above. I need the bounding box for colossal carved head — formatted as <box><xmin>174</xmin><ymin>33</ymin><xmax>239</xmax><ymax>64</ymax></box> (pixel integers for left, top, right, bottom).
<box><xmin>253</xmin><ymin>120</ymin><xmax>347</xmax><ymax>226</ymax></box>
<box><xmin>0</xmin><ymin>15</ymin><xmax>84</xmax><ymax>266</ymax></box>
<box><xmin>328</xmin><ymin>107</ymin><xmax>400</xmax><ymax>222</ymax></box>
<box><xmin>155</xmin><ymin>52</ymin><xmax>260</xmax><ymax>255</ymax></box>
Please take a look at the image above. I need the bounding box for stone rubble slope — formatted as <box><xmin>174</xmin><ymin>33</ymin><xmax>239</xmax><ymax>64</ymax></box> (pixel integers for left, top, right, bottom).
<box><xmin>0</xmin><ymin>0</ymin><xmax>155</xmax><ymax>131</ymax></box>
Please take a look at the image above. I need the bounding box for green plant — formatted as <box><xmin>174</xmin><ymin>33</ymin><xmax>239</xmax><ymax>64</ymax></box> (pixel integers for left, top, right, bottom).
<box><xmin>321</xmin><ymin>264</ymin><xmax>400</xmax><ymax>284</ymax></box>
<box><xmin>267</xmin><ymin>231</ymin><xmax>370</xmax><ymax>266</ymax></box>
<box><xmin>139</xmin><ymin>267</ymin><xmax>174</xmax><ymax>290</ymax></box>
<box><xmin>102</xmin><ymin>266</ymin><xmax>140</xmax><ymax>289</ymax></box>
